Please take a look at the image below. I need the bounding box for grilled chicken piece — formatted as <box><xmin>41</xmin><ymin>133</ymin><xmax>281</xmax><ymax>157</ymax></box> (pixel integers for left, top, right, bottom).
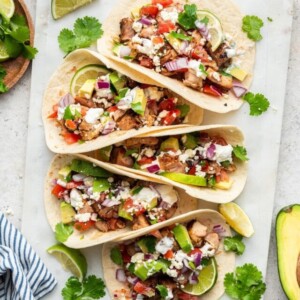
<box><xmin>79</xmin><ymin>121</ymin><xmax>103</xmax><ymax>141</ymax></box>
<box><xmin>98</xmin><ymin>206</ymin><xmax>119</xmax><ymax>219</ymax></box>
<box><xmin>158</xmin><ymin>154</ymin><xmax>186</xmax><ymax>173</ymax></box>
<box><xmin>206</xmin><ymin>67</ymin><xmax>233</xmax><ymax>90</ymax></box>
<box><xmin>95</xmin><ymin>220</ymin><xmax>109</xmax><ymax>232</ymax></box>
<box><xmin>183</xmin><ymin>69</ymin><xmax>203</xmax><ymax>90</ymax></box>
<box><xmin>124</xmin><ymin>137</ymin><xmax>159</xmax><ymax>148</ymax></box>
<box><xmin>125</xmin><ymin>243</ymin><xmax>137</xmax><ymax>256</ymax></box>
<box><xmin>205</xmin><ymin>232</ymin><xmax>220</xmax><ymax>250</ymax></box>
<box><xmin>137</xmin><ymin>54</ymin><xmax>154</xmax><ymax>69</ymax></box>
<box><xmin>107</xmin><ymin>218</ymin><xmax>126</xmax><ymax>230</ymax></box>
<box><xmin>140</xmin><ymin>26</ymin><xmax>156</xmax><ymax>38</ymax></box>
<box><xmin>74</xmin><ymin>96</ymin><xmax>96</xmax><ymax>108</ymax></box>
<box><xmin>188</xmin><ymin>221</ymin><xmax>208</xmax><ymax>246</ymax></box>
<box><xmin>144</xmin><ymin>87</ymin><xmax>164</xmax><ymax>102</ymax></box>
<box><xmin>206</xmin><ymin>162</ymin><xmax>221</xmax><ymax>175</ymax></box>
<box><xmin>111</xmin><ymin>147</ymin><xmax>134</xmax><ymax>167</ymax></box>
<box><xmin>132</xmin><ymin>214</ymin><xmax>150</xmax><ymax>230</ymax></box>
<box><xmin>120</xmin><ymin>18</ymin><xmax>135</xmax><ymax>43</ymax></box>
<box><xmin>207</xmin><ymin>43</ymin><xmax>231</xmax><ymax>67</ymax></box>
<box><xmin>91</xmin><ymin>202</ymin><xmax>101</xmax><ymax>214</ymax></box>
<box><xmin>112</xmin><ymin>109</ymin><xmax>127</xmax><ymax>122</ymax></box>
<box><xmin>160</xmin><ymin>204</ymin><xmax>178</xmax><ymax>221</ymax></box>
<box><xmin>117</xmin><ymin>113</ymin><xmax>140</xmax><ymax>130</ymax></box>
<box><xmin>160</xmin><ymin>48</ymin><xmax>178</xmax><ymax>65</ymax></box>
<box><xmin>78</xmin><ymin>203</ymin><xmax>94</xmax><ymax>214</ymax></box>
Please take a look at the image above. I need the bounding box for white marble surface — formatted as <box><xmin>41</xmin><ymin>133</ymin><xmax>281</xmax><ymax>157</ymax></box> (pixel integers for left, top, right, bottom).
<box><xmin>0</xmin><ymin>0</ymin><xmax>299</xmax><ymax>298</ymax></box>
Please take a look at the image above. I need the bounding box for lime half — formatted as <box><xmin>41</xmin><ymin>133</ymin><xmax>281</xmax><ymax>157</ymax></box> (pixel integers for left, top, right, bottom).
<box><xmin>70</xmin><ymin>64</ymin><xmax>110</xmax><ymax>97</ymax></box>
<box><xmin>197</xmin><ymin>10</ymin><xmax>223</xmax><ymax>51</ymax></box>
<box><xmin>219</xmin><ymin>202</ymin><xmax>254</xmax><ymax>237</ymax></box>
<box><xmin>51</xmin><ymin>0</ymin><xmax>94</xmax><ymax>20</ymax></box>
<box><xmin>182</xmin><ymin>257</ymin><xmax>218</xmax><ymax>296</ymax></box>
<box><xmin>47</xmin><ymin>243</ymin><xmax>87</xmax><ymax>281</ymax></box>
<box><xmin>0</xmin><ymin>0</ymin><xmax>15</xmax><ymax>20</ymax></box>
<box><xmin>0</xmin><ymin>40</ymin><xmax>10</xmax><ymax>62</ymax></box>
<box><xmin>160</xmin><ymin>172</ymin><xmax>207</xmax><ymax>187</ymax></box>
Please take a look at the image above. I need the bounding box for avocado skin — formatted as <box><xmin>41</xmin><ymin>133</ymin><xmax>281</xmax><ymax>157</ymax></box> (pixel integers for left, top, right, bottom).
<box><xmin>276</xmin><ymin>204</ymin><xmax>300</xmax><ymax>300</ymax></box>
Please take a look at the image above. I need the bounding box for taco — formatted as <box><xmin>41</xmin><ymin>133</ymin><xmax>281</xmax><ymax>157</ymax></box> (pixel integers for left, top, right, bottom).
<box><xmin>97</xmin><ymin>0</ymin><xmax>255</xmax><ymax>113</ymax></box>
<box><xmin>102</xmin><ymin>209</ymin><xmax>235</xmax><ymax>299</ymax></box>
<box><xmin>43</xmin><ymin>49</ymin><xmax>203</xmax><ymax>154</ymax></box>
<box><xmin>44</xmin><ymin>153</ymin><xmax>202</xmax><ymax>248</ymax></box>
<box><xmin>90</xmin><ymin>125</ymin><xmax>248</xmax><ymax>203</ymax></box>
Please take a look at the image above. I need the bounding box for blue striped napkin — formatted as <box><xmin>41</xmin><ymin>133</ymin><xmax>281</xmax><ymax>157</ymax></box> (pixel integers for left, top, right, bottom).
<box><xmin>0</xmin><ymin>212</ymin><xmax>57</xmax><ymax>299</ymax></box>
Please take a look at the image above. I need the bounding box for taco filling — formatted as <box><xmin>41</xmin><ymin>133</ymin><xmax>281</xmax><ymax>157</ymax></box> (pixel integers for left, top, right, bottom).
<box><xmin>109</xmin><ymin>219</ymin><xmax>222</xmax><ymax>299</ymax></box>
<box><xmin>98</xmin><ymin>132</ymin><xmax>246</xmax><ymax>190</ymax></box>
<box><xmin>48</xmin><ymin>67</ymin><xmax>190</xmax><ymax>144</ymax></box>
<box><xmin>51</xmin><ymin>159</ymin><xmax>179</xmax><ymax>233</ymax></box>
<box><xmin>114</xmin><ymin>1</ymin><xmax>249</xmax><ymax>97</ymax></box>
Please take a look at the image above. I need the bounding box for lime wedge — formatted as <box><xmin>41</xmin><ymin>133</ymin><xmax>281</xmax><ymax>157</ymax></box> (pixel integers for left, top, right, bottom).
<box><xmin>219</xmin><ymin>202</ymin><xmax>254</xmax><ymax>237</ymax></box>
<box><xmin>47</xmin><ymin>243</ymin><xmax>87</xmax><ymax>281</ymax></box>
<box><xmin>51</xmin><ymin>0</ymin><xmax>94</xmax><ymax>20</ymax></box>
<box><xmin>182</xmin><ymin>257</ymin><xmax>218</xmax><ymax>295</ymax></box>
<box><xmin>0</xmin><ymin>40</ymin><xmax>10</xmax><ymax>62</ymax></box>
<box><xmin>197</xmin><ymin>10</ymin><xmax>223</xmax><ymax>51</ymax></box>
<box><xmin>160</xmin><ymin>172</ymin><xmax>207</xmax><ymax>187</ymax></box>
<box><xmin>70</xmin><ymin>64</ymin><xmax>110</xmax><ymax>97</ymax></box>
<box><xmin>0</xmin><ymin>0</ymin><xmax>15</xmax><ymax>20</ymax></box>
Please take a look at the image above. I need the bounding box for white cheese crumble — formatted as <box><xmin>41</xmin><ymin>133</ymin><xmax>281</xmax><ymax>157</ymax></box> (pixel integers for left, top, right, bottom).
<box><xmin>70</xmin><ymin>188</ymin><xmax>84</xmax><ymax>210</ymax></box>
<box><xmin>195</xmin><ymin>165</ymin><xmax>206</xmax><ymax>177</ymax></box>
<box><xmin>160</xmin><ymin>8</ymin><xmax>178</xmax><ymax>23</ymax></box>
<box><xmin>132</xmin><ymin>187</ymin><xmax>158</xmax><ymax>209</ymax></box>
<box><xmin>188</xmin><ymin>60</ymin><xmax>207</xmax><ymax>78</ymax></box>
<box><xmin>156</xmin><ymin>184</ymin><xmax>178</xmax><ymax>206</ymax></box>
<box><xmin>84</xmin><ymin>108</ymin><xmax>104</xmax><ymax>124</ymax></box>
<box><xmin>155</xmin><ymin>236</ymin><xmax>174</xmax><ymax>254</ymax></box>
<box><xmin>214</xmin><ymin>144</ymin><xmax>233</xmax><ymax>163</ymax></box>
<box><xmin>225</xmin><ymin>48</ymin><xmax>236</xmax><ymax>58</ymax></box>
<box><xmin>212</xmin><ymin>71</ymin><xmax>221</xmax><ymax>82</ymax></box>
<box><xmin>132</xmin><ymin>21</ymin><xmax>143</xmax><ymax>32</ymax></box>
<box><xmin>74</xmin><ymin>213</ymin><xmax>91</xmax><ymax>222</ymax></box>
<box><xmin>153</xmin><ymin>55</ymin><xmax>161</xmax><ymax>67</ymax></box>
<box><xmin>200</xmin><ymin>242</ymin><xmax>216</xmax><ymax>257</ymax></box>
<box><xmin>131</xmin><ymin>253</ymin><xmax>144</xmax><ymax>263</ymax></box>
<box><xmin>132</xmin><ymin>34</ymin><xmax>143</xmax><ymax>44</ymax></box>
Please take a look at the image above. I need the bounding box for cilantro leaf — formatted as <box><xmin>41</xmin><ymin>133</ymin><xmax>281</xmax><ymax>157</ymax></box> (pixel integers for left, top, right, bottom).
<box><xmin>178</xmin><ymin>4</ymin><xmax>197</xmax><ymax>30</ymax></box>
<box><xmin>224</xmin><ymin>235</ymin><xmax>245</xmax><ymax>255</ymax></box>
<box><xmin>62</xmin><ymin>275</ymin><xmax>106</xmax><ymax>300</ymax></box>
<box><xmin>55</xmin><ymin>222</ymin><xmax>73</xmax><ymax>243</ymax></box>
<box><xmin>201</xmin><ymin>16</ymin><xmax>209</xmax><ymax>25</ymax></box>
<box><xmin>267</xmin><ymin>17</ymin><xmax>273</xmax><ymax>22</ymax></box>
<box><xmin>170</xmin><ymin>31</ymin><xmax>192</xmax><ymax>41</ymax></box>
<box><xmin>156</xmin><ymin>285</ymin><xmax>168</xmax><ymax>298</ymax></box>
<box><xmin>224</xmin><ymin>263</ymin><xmax>266</xmax><ymax>300</ymax></box>
<box><xmin>22</xmin><ymin>45</ymin><xmax>38</xmax><ymax>60</ymax></box>
<box><xmin>0</xmin><ymin>81</ymin><xmax>8</xmax><ymax>93</ymax></box>
<box><xmin>10</xmin><ymin>15</ymin><xmax>27</xmax><ymax>26</ymax></box>
<box><xmin>176</xmin><ymin>104</ymin><xmax>190</xmax><ymax>117</ymax></box>
<box><xmin>0</xmin><ymin>65</ymin><xmax>6</xmax><ymax>80</ymax></box>
<box><xmin>0</xmin><ymin>65</ymin><xmax>8</xmax><ymax>93</ymax></box>
<box><xmin>4</xmin><ymin>35</ymin><xmax>22</xmax><ymax>58</ymax></box>
<box><xmin>58</xmin><ymin>16</ymin><xmax>103</xmax><ymax>54</ymax></box>
<box><xmin>242</xmin><ymin>15</ymin><xmax>264</xmax><ymax>41</ymax></box>
<box><xmin>110</xmin><ymin>246</ymin><xmax>123</xmax><ymax>266</ymax></box>
<box><xmin>233</xmin><ymin>145</ymin><xmax>249</xmax><ymax>161</ymax></box>
<box><xmin>243</xmin><ymin>92</ymin><xmax>270</xmax><ymax>116</ymax></box>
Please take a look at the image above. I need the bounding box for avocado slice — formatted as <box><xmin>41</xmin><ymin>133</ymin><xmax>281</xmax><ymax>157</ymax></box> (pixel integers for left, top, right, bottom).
<box><xmin>172</xmin><ymin>224</ymin><xmax>193</xmax><ymax>253</ymax></box>
<box><xmin>183</xmin><ymin>134</ymin><xmax>198</xmax><ymax>149</ymax></box>
<box><xmin>137</xmin><ymin>236</ymin><xmax>157</xmax><ymax>254</ymax></box>
<box><xmin>160</xmin><ymin>137</ymin><xmax>179</xmax><ymax>152</ymax></box>
<box><xmin>118</xmin><ymin>204</ymin><xmax>133</xmax><ymax>221</ymax></box>
<box><xmin>131</xmin><ymin>88</ymin><xmax>147</xmax><ymax>115</ymax></box>
<box><xmin>160</xmin><ymin>172</ymin><xmax>207</xmax><ymax>187</ymax></box>
<box><xmin>98</xmin><ymin>146</ymin><xmax>113</xmax><ymax>162</ymax></box>
<box><xmin>78</xmin><ymin>79</ymin><xmax>96</xmax><ymax>99</ymax></box>
<box><xmin>165</xmin><ymin>33</ymin><xmax>184</xmax><ymax>54</ymax></box>
<box><xmin>93</xmin><ymin>179</ymin><xmax>110</xmax><ymax>193</ymax></box>
<box><xmin>71</xmin><ymin>159</ymin><xmax>111</xmax><ymax>177</ymax></box>
<box><xmin>134</xmin><ymin>259</ymin><xmax>170</xmax><ymax>280</ymax></box>
<box><xmin>109</xmin><ymin>71</ymin><xmax>126</xmax><ymax>92</ymax></box>
<box><xmin>276</xmin><ymin>204</ymin><xmax>300</xmax><ymax>300</ymax></box>
<box><xmin>215</xmin><ymin>178</ymin><xmax>233</xmax><ymax>190</ymax></box>
<box><xmin>228</xmin><ymin>67</ymin><xmax>248</xmax><ymax>81</ymax></box>
<box><xmin>60</xmin><ymin>202</ymin><xmax>75</xmax><ymax>224</ymax></box>
<box><xmin>58</xmin><ymin>166</ymin><xmax>72</xmax><ymax>182</ymax></box>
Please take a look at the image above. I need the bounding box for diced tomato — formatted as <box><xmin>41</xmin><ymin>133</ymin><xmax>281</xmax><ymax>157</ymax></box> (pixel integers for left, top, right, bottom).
<box><xmin>177</xmin><ymin>292</ymin><xmax>200</xmax><ymax>300</ymax></box>
<box><xmin>81</xmin><ymin>106</ymin><xmax>89</xmax><ymax>116</ymax></box>
<box><xmin>164</xmin><ymin>249</ymin><xmax>174</xmax><ymax>259</ymax></box>
<box><xmin>220</xmin><ymin>169</ymin><xmax>229</xmax><ymax>182</ymax></box>
<box><xmin>158</xmin><ymin>98</ymin><xmax>176</xmax><ymax>111</ymax></box>
<box><xmin>140</xmin><ymin>5</ymin><xmax>159</xmax><ymax>17</ymax></box>
<box><xmin>150</xmin><ymin>230</ymin><xmax>162</xmax><ymax>239</ymax></box>
<box><xmin>200</xmin><ymin>160</ymin><xmax>209</xmax><ymax>172</ymax></box>
<box><xmin>133</xmin><ymin>282</ymin><xmax>148</xmax><ymax>294</ymax></box>
<box><xmin>157</xmin><ymin>20</ymin><xmax>176</xmax><ymax>34</ymax></box>
<box><xmin>189</xmin><ymin>248</ymin><xmax>202</xmax><ymax>256</ymax></box>
<box><xmin>74</xmin><ymin>220</ymin><xmax>95</xmax><ymax>232</ymax></box>
<box><xmin>203</xmin><ymin>84</ymin><xmax>222</xmax><ymax>97</ymax></box>
<box><xmin>191</xmin><ymin>45</ymin><xmax>210</xmax><ymax>62</ymax></box>
<box><xmin>188</xmin><ymin>165</ymin><xmax>196</xmax><ymax>175</ymax></box>
<box><xmin>152</xmin><ymin>0</ymin><xmax>173</xmax><ymax>7</ymax></box>
<box><xmin>65</xmin><ymin>119</ymin><xmax>77</xmax><ymax>131</ymax></box>
<box><xmin>137</xmin><ymin>156</ymin><xmax>156</xmax><ymax>165</ymax></box>
<box><xmin>135</xmin><ymin>208</ymin><xmax>146</xmax><ymax>216</ymax></box>
<box><xmin>121</xmin><ymin>249</ymin><xmax>131</xmax><ymax>263</ymax></box>
<box><xmin>51</xmin><ymin>184</ymin><xmax>66</xmax><ymax>198</ymax></box>
<box><xmin>123</xmin><ymin>198</ymin><xmax>134</xmax><ymax>210</ymax></box>
<box><xmin>152</xmin><ymin>36</ymin><xmax>164</xmax><ymax>45</ymax></box>
<box><xmin>66</xmin><ymin>181</ymin><xmax>83</xmax><ymax>189</ymax></box>
<box><xmin>48</xmin><ymin>104</ymin><xmax>58</xmax><ymax>119</ymax></box>
<box><xmin>161</xmin><ymin>109</ymin><xmax>181</xmax><ymax>125</ymax></box>
<box><xmin>107</xmin><ymin>106</ymin><xmax>118</xmax><ymax>112</ymax></box>
<box><xmin>63</xmin><ymin>132</ymin><xmax>80</xmax><ymax>144</ymax></box>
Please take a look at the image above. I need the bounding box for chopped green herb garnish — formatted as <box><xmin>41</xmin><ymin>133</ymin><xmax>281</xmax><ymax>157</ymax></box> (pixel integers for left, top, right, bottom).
<box><xmin>199</xmin><ymin>64</ymin><xmax>208</xmax><ymax>76</ymax></box>
<box><xmin>170</xmin><ymin>31</ymin><xmax>192</xmax><ymax>41</ymax></box>
<box><xmin>0</xmin><ymin>65</ymin><xmax>8</xmax><ymax>93</ymax></box>
<box><xmin>242</xmin><ymin>15</ymin><xmax>264</xmax><ymax>41</ymax></box>
<box><xmin>267</xmin><ymin>17</ymin><xmax>273</xmax><ymax>22</ymax></box>
<box><xmin>131</xmin><ymin>186</ymin><xmax>143</xmax><ymax>195</ymax></box>
<box><xmin>224</xmin><ymin>235</ymin><xmax>245</xmax><ymax>255</ymax></box>
<box><xmin>110</xmin><ymin>246</ymin><xmax>123</xmax><ymax>266</ymax></box>
<box><xmin>233</xmin><ymin>145</ymin><xmax>249</xmax><ymax>161</ymax></box>
<box><xmin>243</xmin><ymin>92</ymin><xmax>270</xmax><ymax>116</ymax></box>
<box><xmin>176</xmin><ymin>104</ymin><xmax>190</xmax><ymax>117</ymax></box>
<box><xmin>201</xmin><ymin>16</ymin><xmax>209</xmax><ymax>25</ymax></box>
<box><xmin>156</xmin><ymin>285</ymin><xmax>168</xmax><ymax>298</ymax></box>
<box><xmin>178</xmin><ymin>4</ymin><xmax>197</xmax><ymax>30</ymax></box>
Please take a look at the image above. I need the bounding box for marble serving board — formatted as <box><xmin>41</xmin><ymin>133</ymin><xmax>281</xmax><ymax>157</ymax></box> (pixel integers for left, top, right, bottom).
<box><xmin>21</xmin><ymin>0</ymin><xmax>293</xmax><ymax>298</ymax></box>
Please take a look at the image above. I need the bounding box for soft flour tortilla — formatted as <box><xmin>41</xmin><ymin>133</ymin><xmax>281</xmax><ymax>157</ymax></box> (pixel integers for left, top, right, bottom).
<box><xmin>102</xmin><ymin>209</ymin><xmax>235</xmax><ymax>300</ymax></box>
<box><xmin>97</xmin><ymin>0</ymin><xmax>255</xmax><ymax>113</ymax></box>
<box><xmin>44</xmin><ymin>153</ymin><xmax>200</xmax><ymax>249</ymax></box>
<box><xmin>90</xmin><ymin>124</ymin><xmax>248</xmax><ymax>203</ymax></box>
<box><xmin>42</xmin><ymin>49</ymin><xmax>203</xmax><ymax>154</ymax></box>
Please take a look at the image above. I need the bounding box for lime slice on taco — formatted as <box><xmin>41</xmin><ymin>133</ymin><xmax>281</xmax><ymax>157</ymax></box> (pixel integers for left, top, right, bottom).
<box><xmin>0</xmin><ymin>41</ymin><xmax>10</xmax><ymax>62</ymax></box>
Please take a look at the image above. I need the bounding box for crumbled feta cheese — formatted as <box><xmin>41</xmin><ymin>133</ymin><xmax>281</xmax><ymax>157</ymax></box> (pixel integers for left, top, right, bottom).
<box><xmin>179</xmin><ymin>149</ymin><xmax>195</xmax><ymax>163</ymax></box>
<box><xmin>188</xmin><ymin>60</ymin><xmax>207</xmax><ymax>78</ymax></box>
<box><xmin>200</xmin><ymin>242</ymin><xmax>216</xmax><ymax>257</ymax></box>
<box><xmin>137</xmin><ymin>39</ymin><xmax>155</xmax><ymax>57</ymax></box>
<box><xmin>166</xmin><ymin>268</ymin><xmax>178</xmax><ymax>278</ymax></box>
<box><xmin>132</xmin><ymin>187</ymin><xmax>158</xmax><ymax>209</ymax></box>
<box><xmin>153</xmin><ymin>55</ymin><xmax>161</xmax><ymax>67</ymax></box>
<box><xmin>160</xmin><ymin>8</ymin><xmax>178</xmax><ymax>23</ymax></box>
<box><xmin>57</xmin><ymin>107</ymin><xmax>66</xmax><ymax>120</ymax></box>
<box><xmin>85</xmin><ymin>108</ymin><xmax>104</xmax><ymax>124</ymax></box>
<box><xmin>169</xmin><ymin>250</ymin><xmax>192</xmax><ymax>270</ymax></box>
<box><xmin>90</xmin><ymin>192</ymin><xmax>100</xmax><ymax>201</ymax></box>
<box><xmin>57</xmin><ymin>179</ymin><xmax>67</xmax><ymax>188</ymax></box>
<box><xmin>157</xmin><ymin>3</ymin><xmax>163</xmax><ymax>10</ymax></box>
<box><xmin>195</xmin><ymin>165</ymin><xmax>206</xmax><ymax>177</ymax></box>
<box><xmin>158</xmin><ymin>110</ymin><xmax>169</xmax><ymax>118</ymax></box>
<box><xmin>75</xmin><ymin>213</ymin><xmax>91</xmax><ymax>222</ymax></box>
<box><xmin>225</xmin><ymin>48</ymin><xmax>236</xmax><ymax>58</ymax></box>
<box><xmin>131</xmin><ymin>252</ymin><xmax>144</xmax><ymax>263</ymax></box>
<box><xmin>214</xmin><ymin>144</ymin><xmax>233</xmax><ymax>163</ymax></box>
<box><xmin>156</xmin><ymin>184</ymin><xmax>178</xmax><ymax>206</ymax></box>
<box><xmin>166</xmin><ymin>288</ymin><xmax>173</xmax><ymax>300</ymax></box>
<box><xmin>132</xmin><ymin>34</ymin><xmax>143</xmax><ymax>44</ymax></box>
<box><xmin>132</xmin><ymin>21</ymin><xmax>143</xmax><ymax>32</ymax></box>
<box><xmin>118</xmin><ymin>187</ymin><xmax>131</xmax><ymax>200</ymax></box>
<box><xmin>70</xmin><ymin>188</ymin><xmax>84</xmax><ymax>210</ymax></box>
<box><xmin>155</xmin><ymin>236</ymin><xmax>174</xmax><ymax>254</ymax></box>
<box><xmin>144</xmin><ymin>148</ymin><xmax>155</xmax><ymax>157</ymax></box>
<box><xmin>212</xmin><ymin>72</ymin><xmax>221</xmax><ymax>82</ymax></box>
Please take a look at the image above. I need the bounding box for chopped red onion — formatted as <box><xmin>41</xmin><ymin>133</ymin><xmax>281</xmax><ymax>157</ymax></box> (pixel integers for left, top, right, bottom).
<box><xmin>119</xmin><ymin>45</ymin><xmax>132</xmax><ymax>58</ymax></box>
<box><xmin>97</xmin><ymin>81</ymin><xmax>110</xmax><ymax>89</ymax></box>
<box><xmin>164</xmin><ymin>57</ymin><xmax>189</xmax><ymax>72</ymax></box>
<box><xmin>102</xmin><ymin>198</ymin><xmax>121</xmax><ymax>207</ymax></box>
<box><xmin>127</xmin><ymin>276</ymin><xmax>139</xmax><ymax>285</ymax></box>
<box><xmin>116</xmin><ymin>269</ymin><xmax>127</xmax><ymax>282</ymax></box>
<box><xmin>213</xmin><ymin>224</ymin><xmax>227</xmax><ymax>237</ymax></box>
<box><xmin>72</xmin><ymin>174</ymin><xmax>86</xmax><ymax>182</ymax></box>
<box><xmin>102</xmin><ymin>121</ymin><xmax>116</xmax><ymax>135</ymax></box>
<box><xmin>180</xmin><ymin>40</ymin><xmax>189</xmax><ymax>54</ymax></box>
<box><xmin>139</xmin><ymin>17</ymin><xmax>153</xmax><ymax>26</ymax></box>
<box><xmin>183</xmin><ymin>259</ymin><xmax>193</xmax><ymax>270</ymax></box>
<box><xmin>147</xmin><ymin>164</ymin><xmax>160</xmax><ymax>173</ymax></box>
<box><xmin>59</xmin><ymin>93</ymin><xmax>74</xmax><ymax>108</ymax></box>
<box><xmin>232</xmin><ymin>80</ymin><xmax>247</xmax><ymax>98</ymax></box>
<box><xmin>63</xmin><ymin>194</ymin><xmax>70</xmax><ymax>203</ymax></box>
<box><xmin>193</xmin><ymin>252</ymin><xmax>202</xmax><ymax>267</ymax></box>
<box><xmin>195</xmin><ymin>20</ymin><xmax>210</xmax><ymax>40</ymax></box>
<box><xmin>144</xmin><ymin>254</ymin><xmax>154</xmax><ymax>260</ymax></box>
<box><xmin>159</xmin><ymin>201</ymin><xmax>170</xmax><ymax>209</ymax></box>
<box><xmin>188</xmin><ymin>272</ymin><xmax>199</xmax><ymax>284</ymax></box>
<box><xmin>206</xmin><ymin>143</ymin><xmax>216</xmax><ymax>160</ymax></box>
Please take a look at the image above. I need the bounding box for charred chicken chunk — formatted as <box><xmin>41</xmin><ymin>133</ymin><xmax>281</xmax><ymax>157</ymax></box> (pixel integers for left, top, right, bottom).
<box><xmin>205</xmin><ymin>232</ymin><xmax>220</xmax><ymax>250</ymax></box>
<box><xmin>206</xmin><ymin>67</ymin><xmax>233</xmax><ymax>90</ymax></box>
<box><xmin>183</xmin><ymin>69</ymin><xmax>203</xmax><ymax>90</ymax></box>
<box><xmin>79</xmin><ymin>121</ymin><xmax>103</xmax><ymax>141</ymax></box>
<box><xmin>158</xmin><ymin>154</ymin><xmax>186</xmax><ymax>173</ymax></box>
<box><xmin>132</xmin><ymin>214</ymin><xmax>150</xmax><ymax>230</ymax></box>
<box><xmin>120</xmin><ymin>18</ymin><xmax>135</xmax><ymax>43</ymax></box>
<box><xmin>111</xmin><ymin>147</ymin><xmax>134</xmax><ymax>168</ymax></box>
<box><xmin>188</xmin><ymin>221</ymin><xmax>208</xmax><ymax>246</ymax></box>
<box><xmin>208</xmin><ymin>43</ymin><xmax>232</xmax><ymax>67</ymax></box>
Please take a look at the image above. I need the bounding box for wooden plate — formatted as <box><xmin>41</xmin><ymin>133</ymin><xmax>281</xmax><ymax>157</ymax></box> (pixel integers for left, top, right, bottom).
<box><xmin>2</xmin><ymin>0</ymin><xmax>34</xmax><ymax>89</ymax></box>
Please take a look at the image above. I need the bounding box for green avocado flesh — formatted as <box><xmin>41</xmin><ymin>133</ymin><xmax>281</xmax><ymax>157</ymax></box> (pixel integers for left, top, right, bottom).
<box><xmin>160</xmin><ymin>137</ymin><xmax>179</xmax><ymax>151</ymax></box>
<box><xmin>60</xmin><ymin>202</ymin><xmax>75</xmax><ymax>224</ymax></box>
<box><xmin>172</xmin><ymin>224</ymin><xmax>193</xmax><ymax>253</ymax></box>
<box><xmin>70</xmin><ymin>159</ymin><xmax>111</xmax><ymax>177</ymax></box>
<box><xmin>134</xmin><ymin>259</ymin><xmax>170</xmax><ymax>281</ymax></box>
<box><xmin>276</xmin><ymin>204</ymin><xmax>300</xmax><ymax>300</ymax></box>
<box><xmin>160</xmin><ymin>172</ymin><xmax>207</xmax><ymax>187</ymax></box>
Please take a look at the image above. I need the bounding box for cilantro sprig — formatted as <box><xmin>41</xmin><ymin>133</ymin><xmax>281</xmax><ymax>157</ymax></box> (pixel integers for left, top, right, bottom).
<box><xmin>58</xmin><ymin>16</ymin><xmax>103</xmax><ymax>54</ymax></box>
<box><xmin>233</xmin><ymin>145</ymin><xmax>249</xmax><ymax>161</ymax></box>
<box><xmin>62</xmin><ymin>275</ymin><xmax>106</xmax><ymax>300</ymax></box>
<box><xmin>0</xmin><ymin>15</ymin><xmax>38</xmax><ymax>60</ymax></box>
<box><xmin>242</xmin><ymin>15</ymin><xmax>264</xmax><ymax>41</ymax></box>
<box><xmin>178</xmin><ymin>4</ymin><xmax>197</xmax><ymax>30</ymax></box>
<box><xmin>224</xmin><ymin>234</ymin><xmax>245</xmax><ymax>255</ymax></box>
<box><xmin>224</xmin><ymin>263</ymin><xmax>266</xmax><ymax>299</ymax></box>
<box><xmin>55</xmin><ymin>222</ymin><xmax>73</xmax><ymax>243</ymax></box>
<box><xmin>0</xmin><ymin>65</ymin><xmax>8</xmax><ymax>93</ymax></box>
<box><xmin>243</xmin><ymin>92</ymin><xmax>270</xmax><ymax>116</ymax></box>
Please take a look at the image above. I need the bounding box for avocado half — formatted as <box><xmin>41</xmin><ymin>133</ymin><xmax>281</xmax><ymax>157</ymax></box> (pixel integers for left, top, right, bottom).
<box><xmin>276</xmin><ymin>204</ymin><xmax>300</xmax><ymax>299</ymax></box>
